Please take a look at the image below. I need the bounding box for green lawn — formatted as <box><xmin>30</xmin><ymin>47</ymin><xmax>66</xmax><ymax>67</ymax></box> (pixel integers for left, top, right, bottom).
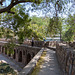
<box><xmin>0</xmin><ymin>63</ymin><xmax>17</xmax><ymax>75</ymax></box>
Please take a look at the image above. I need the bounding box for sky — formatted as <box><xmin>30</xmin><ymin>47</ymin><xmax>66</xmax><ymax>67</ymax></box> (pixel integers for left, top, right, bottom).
<box><xmin>2</xmin><ymin>0</ymin><xmax>46</xmax><ymax>17</ymax></box>
<box><xmin>1</xmin><ymin>0</ymin><xmax>75</xmax><ymax>18</ymax></box>
<box><xmin>23</xmin><ymin>1</ymin><xmax>74</xmax><ymax>18</ymax></box>
<box><xmin>24</xmin><ymin>2</ymin><xmax>74</xmax><ymax>18</ymax></box>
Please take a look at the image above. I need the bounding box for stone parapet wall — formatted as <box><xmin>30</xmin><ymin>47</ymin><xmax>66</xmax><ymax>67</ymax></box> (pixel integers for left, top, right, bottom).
<box><xmin>69</xmin><ymin>42</ymin><xmax>75</xmax><ymax>48</ymax></box>
<box><xmin>23</xmin><ymin>40</ymin><xmax>31</xmax><ymax>46</ymax></box>
<box><xmin>34</xmin><ymin>41</ymin><xmax>44</xmax><ymax>47</ymax></box>
<box><xmin>56</xmin><ymin>42</ymin><xmax>75</xmax><ymax>75</ymax></box>
<box><xmin>19</xmin><ymin>48</ymin><xmax>44</xmax><ymax>75</ymax></box>
<box><xmin>13</xmin><ymin>45</ymin><xmax>41</xmax><ymax>65</ymax></box>
<box><xmin>44</xmin><ymin>41</ymin><xmax>56</xmax><ymax>48</ymax></box>
<box><xmin>0</xmin><ymin>44</ymin><xmax>41</xmax><ymax>66</ymax></box>
<box><xmin>23</xmin><ymin>40</ymin><xmax>56</xmax><ymax>48</ymax></box>
<box><xmin>23</xmin><ymin>40</ymin><xmax>44</xmax><ymax>47</ymax></box>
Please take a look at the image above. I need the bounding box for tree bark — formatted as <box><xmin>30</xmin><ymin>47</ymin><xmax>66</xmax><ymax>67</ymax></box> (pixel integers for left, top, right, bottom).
<box><xmin>0</xmin><ymin>0</ymin><xmax>40</xmax><ymax>14</ymax></box>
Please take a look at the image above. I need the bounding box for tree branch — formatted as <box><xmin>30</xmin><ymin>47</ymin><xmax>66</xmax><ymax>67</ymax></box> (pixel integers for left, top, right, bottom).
<box><xmin>0</xmin><ymin>0</ymin><xmax>41</xmax><ymax>14</ymax></box>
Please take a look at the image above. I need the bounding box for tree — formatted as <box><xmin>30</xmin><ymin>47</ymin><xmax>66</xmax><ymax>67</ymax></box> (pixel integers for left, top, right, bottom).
<box><xmin>0</xmin><ymin>0</ymin><xmax>74</xmax><ymax>42</ymax></box>
<box><xmin>28</xmin><ymin>24</ymin><xmax>44</xmax><ymax>40</ymax></box>
<box><xmin>5</xmin><ymin>28</ymin><xmax>14</xmax><ymax>40</ymax></box>
<box><xmin>62</xmin><ymin>14</ymin><xmax>75</xmax><ymax>42</ymax></box>
<box><xmin>0</xmin><ymin>27</ymin><xmax>5</xmax><ymax>38</ymax></box>
<box><xmin>0</xmin><ymin>0</ymin><xmax>74</xmax><ymax>15</ymax></box>
<box><xmin>32</xmin><ymin>0</ymin><xmax>74</xmax><ymax>17</ymax></box>
<box><xmin>30</xmin><ymin>0</ymin><xmax>73</xmax><ymax>41</ymax></box>
<box><xmin>29</xmin><ymin>16</ymin><xmax>49</xmax><ymax>40</ymax></box>
<box><xmin>63</xmin><ymin>28</ymin><xmax>74</xmax><ymax>42</ymax></box>
<box><xmin>0</xmin><ymin>0</ymin><xmax>42</xmax><ymax>14</ymax></box>
<box><xmin>47</xmin><ymin>17</ymin><xmax>62</xmax><ymax>39</ymax></box>
<box><xmin>0</xmin><ymin>26</ymin><xmax>14</xmax><ymax>40</ymax></box>
<box><xmin>10</xmin><ymin>5</ymin><xmax>32</xmax><ymax>44</ymax></box>
<box><xmin>4</xmin><ymin>41</ymin><xmax>16</xmax><ymax>55</ymax></box>
<box><xmin>0</xmin><ymin>5</ymin><xmax>30</xmax><ymax>43</ymax></box>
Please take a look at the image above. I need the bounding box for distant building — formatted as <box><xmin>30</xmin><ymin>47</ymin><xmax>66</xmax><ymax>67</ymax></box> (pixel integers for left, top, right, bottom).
<box><xmin>46</xmin><ymin>37</ymin><xmax>60</xmax><ymax>41</ymax></box>
<box><xmin>46</xmin><ymin>34</ymin><xmax>60</xmax><ymax>41</ymax></box>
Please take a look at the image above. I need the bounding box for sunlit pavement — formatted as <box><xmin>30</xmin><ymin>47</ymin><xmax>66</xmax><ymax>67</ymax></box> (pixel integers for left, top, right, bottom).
<box><xmin>38</xmin><ymin>48</ymin><xmax>63</xmax><ymax>75</ymax></box>
<box><xmin>0</xmin><ymin>54</ymin><xmax>22</xmax><ymax>72</ymax></box>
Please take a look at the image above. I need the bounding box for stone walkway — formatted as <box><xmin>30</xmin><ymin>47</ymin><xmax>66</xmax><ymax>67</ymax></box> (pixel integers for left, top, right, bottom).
<box><xmin>38</xmin><ymin>48</ymin><xmax>64</xmax><ymax>75</ymax></box>
<box><xmin>0</xmin><ymin>54</ymin><xmax>22</xmax><ymax>73</ymax></box>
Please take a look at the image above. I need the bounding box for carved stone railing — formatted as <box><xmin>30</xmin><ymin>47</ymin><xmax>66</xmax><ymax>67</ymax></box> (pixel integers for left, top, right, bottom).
<box><xmin>69</xmin><ymin>42</ymin><xmax>75</xmax><ymax>48</ymax></box>
<box><xmin>44</xmin><ymin>41</ymin><xmax>56</xmax><ymax>47</ymax></box>
<box><xmin>23</xmin><ymin>40</ymin><xmax>56</xmax><ymax>48</ymax></box>
<box><xmin>19</xmin><ymin>48</ymin><xmax>44</xmax><ymax>75</ymax></box>
<box><xmin>56</xmin><ymin>42</ymin><xmax>75</xmax><ymax>75</ymax></box>
<box><xmin>23</xmin><ymin>40</ymin><xmax>44</xmax><ymax>47</ymax></box>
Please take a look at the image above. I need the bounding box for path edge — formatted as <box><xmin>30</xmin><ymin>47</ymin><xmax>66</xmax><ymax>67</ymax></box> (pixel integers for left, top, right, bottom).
<box><xmin>19</xmin><ymin>48</ymin><xmax>44</xmax><ymax>75</ymax></box>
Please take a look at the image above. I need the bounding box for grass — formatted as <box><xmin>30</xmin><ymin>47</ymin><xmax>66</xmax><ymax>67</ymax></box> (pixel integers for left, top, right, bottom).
<box><xmin>0</xmin><ymin>63</ymin><xmax>17</xmax><ymax>75</ymax></box>
<box><xmin>31</xmin><ymin>50</ymin><xmax>47</xmax><ymax>75</ymax></box>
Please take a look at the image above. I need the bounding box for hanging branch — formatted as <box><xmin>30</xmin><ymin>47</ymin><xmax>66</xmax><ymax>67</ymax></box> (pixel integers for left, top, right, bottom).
<box><xmin>0</xmin><ymin>0</ymin><xmax>41</xmax><ymax>14</ymax></box>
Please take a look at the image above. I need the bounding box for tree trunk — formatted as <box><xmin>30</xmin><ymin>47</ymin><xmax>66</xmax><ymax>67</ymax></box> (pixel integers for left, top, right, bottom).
<box><xmin>60</xmin><ymin>30</ymin><xmax>62</xmax><ymax>41</ymax></box>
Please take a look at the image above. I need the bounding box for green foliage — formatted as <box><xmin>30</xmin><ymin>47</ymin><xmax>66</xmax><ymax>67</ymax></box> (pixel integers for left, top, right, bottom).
<box><xmin>28</xmin><ymin>24</ymin><xmax>44</xmax><ymax>40</ymax></box>
<box><xmin>0</xmin><ymin>4</ymin><xmax>49</xmax><ymax>42</ymax></box>
<box><xmin>47</xmin><ymin>17</ymin><xmax>62</xmax><ymax>37</ymax></box>
<box><xmin>62</xmin><ymin>28</ymin><xmax>74</xmax><ymax>42</ymax></box>
<box><xmin>0</xmin><ymin>63</ymin><xmax>17</xmax><ymax>75</ymax></box>
<box><xmin>0</xmin><ymin>27</ymin><xmax>14</xmax><ymax>39</ymax></box>
<box><xmin>7</xmin><ymin>5</ymin><xmax>31</xmax><ymax>43</ymax></box>
<box><xmin>29</xmin><ymin>16</ymin><xmax>49</xmax><ymax>40</ymax></box>
<box><xmin>1</xmin><ymin>1</ymin><xmax>74</xmax><ymax>42</ymax></box>
<box><xmin>62</xmin><ymin>14</ymin><xmax>75</xmax><ymax>42</ymax></box>
<box><xmin>4</xmin><ymin>41</ymin><xmax>16</xmax><ymax>55</ymax></box>
<box><xmin>67</xmin><ymin>14</ymin><xmax>75</xmax><ymax>28</ymax></box>
<box><xmin>32</xmin><ymin>0</ymin><xmax>71</xmax><ymax>17</ymax></box>
<box><xmin>5</xmin><ymin>28</ymin><xmax>14</xmax><ymax>39</ymax></box>
<box><xmin>0</xmin><ymin>27</ymin><xmax>5</xmax><ymax>38</ymax></box>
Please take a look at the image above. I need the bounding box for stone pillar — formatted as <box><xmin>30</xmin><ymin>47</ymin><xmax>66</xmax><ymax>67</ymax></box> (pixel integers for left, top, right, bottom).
<box><xmin>2</xmin><ymin>46</ymin><xmax>4</xmax><ymax>53</ymax></box>
<box><xmin>3</xmin><ymin>47</ymin><xmax>5</xmax><ymax>54</ymax></box>
<box><xmin>22</xmin><ymin>55</ymin><xmax>26</xmax><ymax>64</ymax></box>
<box><xmin>16</xmin><ymin>50</ymin><xmax>18</xmax><ymax>61</ymax></box>
<box><xmin>0</xmin><ymin>46</ymin><xmax>1</xmax><ymax>53</ymax></box>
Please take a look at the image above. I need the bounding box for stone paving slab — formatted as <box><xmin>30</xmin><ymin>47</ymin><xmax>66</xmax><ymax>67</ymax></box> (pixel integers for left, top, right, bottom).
<box><xmin>0</xmin><ymin>54</ymin><xmax>22</xmax><ymax>73</ymax></box>
<box><xmin>38</xmin><ymin>48</ymin><xmax>64</xmax><ymax>75</ymax></box>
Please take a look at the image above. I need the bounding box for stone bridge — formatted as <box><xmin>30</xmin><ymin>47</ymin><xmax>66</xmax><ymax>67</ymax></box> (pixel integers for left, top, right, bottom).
<box><xmin>0</xmin><ymin>40</ymin><xmax>56</xmax><ymax>66</ymax></box>
<box><xmin>0</xmin><ymin>40</ymin><xmax>75</xmax><ymax>75</ymax></box>
<box><xmin>0</xmin><ymin>44</ymin><xmax>41</xmax><ymax>66</ymax></box>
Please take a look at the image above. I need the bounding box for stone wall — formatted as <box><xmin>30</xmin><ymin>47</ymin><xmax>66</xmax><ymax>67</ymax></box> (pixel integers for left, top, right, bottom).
<box><xmin>23</xmin><ymin>40</ymin><xmax>31</xmax><ymax>46</ymax></box>
<box><xmin>19</xmin><ymin>48</ymin><xmax>44</xmax><ymax>75</ymax></box>
<box><xmin>44</xmin><ymin>41</ymin><xmax>56</xmax><ymax>48</ymax></box>
<box><xmin>56</xmin><ymin>42</ymin><xmax>75</xmax><ymax>75</ymax></box>
<box><xmin>23</xmin><ymin>40</ymin><xmax>56</xmax><ymax>48</ymax></box>
<box><xmin>14</xmin><ymin>45</ymin><xmax>41</xmax><ymax>65</ymax></box>
<box><xmin>23</xmin><ymin>40</ymin><xmax>44</xmax><ymax>47</ymax></box>
<box><xmin>69</xmin><ymin>42</ymin><xmax>75</xmax><ymax>48</ymax></box>
<box><xmin>0</xmin><ymin>44</ymin><xmax>41</xmax><ymax>66</ymax></box>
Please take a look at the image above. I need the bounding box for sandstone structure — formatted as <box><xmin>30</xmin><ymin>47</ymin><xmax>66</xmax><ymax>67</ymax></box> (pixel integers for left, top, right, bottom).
<box><xmin>56</xmin><ymin>42</ymin><xmax>75</xmax><ymax>75</ymax></box>
<box><xmin>0</xmin><ymin>44</ymin><xmax>41</xmax><ymax>66</ymax></box>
